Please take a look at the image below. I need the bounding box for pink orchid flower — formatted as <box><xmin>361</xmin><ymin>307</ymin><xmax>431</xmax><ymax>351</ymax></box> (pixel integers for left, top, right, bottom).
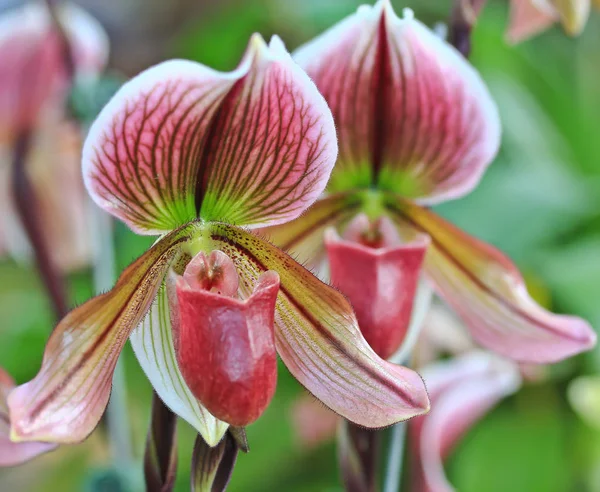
<box><xmin>410</xmin><ymin>352</ymin><xmax>521</xmax><ymax>492</ymax></box>
<box><xmin>7</xmin><ymin>33</ymin><xmax>430</xmax><ymax>449</ymax></box>
<box><xmin>0</xmin><ymin>1</ymin><xmax>108</xmax><ymax>271</ymax></box>
<box><xmin>0</xmin><ymin>368</ymin><xmax>56</xmax><ymax>466</ymax></box>
<box><xmin>266</xmin><ymin>0</ymin><xmax>596</xmax><ymax>364</ymax></box>
<box><xmin>506</xmin><ymin>0</ymin><xmax>597</xmax><ymax>43</ymax></box>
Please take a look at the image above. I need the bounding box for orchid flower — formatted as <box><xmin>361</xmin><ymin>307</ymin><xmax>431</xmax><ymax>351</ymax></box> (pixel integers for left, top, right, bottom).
<box><xmin>0</xmin><ymin>368</ymin><xmax>56</xmax><ymax>467</ymax></box>
<box><xmin>7</xmin><ymin>33</ymin><xmax>430</xmax><ymax>450</ymax></box>
<box><xmin>506</xmin><ymin>0</ymin><xmax>597</xmax><ymax>43</ymax></box>
<box><xmin>0</xmin><ymin>1</ymin><xmax>108</xmax><ymax>272</ymax></box>
<box><xmin>409</xmin><ymin>352</ymin><xmax>522</xmax><ymax>492</ymax></box>
<box><xmin>265</xmin><ymin>0</ymin><xmax>596</xmax><ymax>364</ymax></box>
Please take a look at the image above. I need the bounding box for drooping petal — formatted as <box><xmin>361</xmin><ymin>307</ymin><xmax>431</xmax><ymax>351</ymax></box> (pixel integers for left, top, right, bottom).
<box><xmin>130</xmin><ymin>275</ymin><xmax>229</xmax><ymax>447</ymax></box>
<box><xmin>8</xmin><ymin>223</ymin><xmax>196</xmax><ymax>443</ymax></box>
<box><xmin>173</xmin><ymin>252</ymin><xmax>280</xmax><ymax>427</ymax></box>
<box><xmin>506</xmin><ymin>0</ymin><xmax>559</xmax><ymax>43</ymax></box>
<box><xmin>144</xmin><ymin>392</ymin><xmax>178</xmax><ymax>492</ymax></box>
<box><xmin>410</xmin><ymin>353</ymin><xmax>521</xmax><ymax>492</ymax></box>
<box><xmin>0</xmin><ymin>368</ymin><xmax>56</xmax><ymax>466</ymax></box>
<box><xmin>84</xmin><ymin>34</ymin><xmax>336</xmax><ymax>235</ymax></box>
<box><xmin>387</xmin><ymin>197</ymin><xmax>597</xmax><ymax>363</ymax></box>
<box><xmin>325</xmin><ymin>216</ymin><xmax>429</xmax><ymax>359</ymax></box>
<box><xmin>260</xmin><ymin>191</ymin><xmax>363</xmax><ymax>269</ymax></box>
<box><xmin>207</xmin><ymin>222</ymin><xmax>430</xmax><ymax>428</ymax></box>
<box><xmin>294</xmin><ymin>1</ymin><xmax>500</xmax><ymax>204</ymax></box>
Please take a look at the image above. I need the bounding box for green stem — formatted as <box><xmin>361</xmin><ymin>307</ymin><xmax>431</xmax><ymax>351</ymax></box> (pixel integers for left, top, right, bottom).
<box><xmin>383</xmin><ymin>422</ymin><xmax>407</xmax><ymax>492</ymax></box>
<box><xmin>384</xmin><ymin>281</ymin><xmax>433</xmax><ymax>491</ymax></box>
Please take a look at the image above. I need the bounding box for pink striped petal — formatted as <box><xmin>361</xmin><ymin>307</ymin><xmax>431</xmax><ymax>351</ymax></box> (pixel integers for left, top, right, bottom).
<box><xmin>388</xmin><ymin>198</ymin><xmax>596</xmax><ymax>363</ymax></box>
<box><xmin>0</xmin><ymin>368</ymin><xmax>56</xmax><ymax>466</ymax></box>
<box><xmin>208</xmin><ymin>222</ymin><xmax>430</xmax><ymax>428</ymax></box>
<box><xmin>294</xmin><ymin>0</ymin><xmax>500</xmax><ymax>204</ymax></box>
<box><xmin>325</xmin><ymin>215</ymin><xmax>429</xmax><ymax>359</ymax></box>
<box><xmin>84</xmin><ymin>34</ymin><xmax>336</xmax><ymax>235</ymax></box>
<box><xmin>8</xmin><ymin>224</ymin><xmax>196</xmax><ymax>443</ymax></box>
<box><xmin>410</xmin><ymin>353</ymin><xmax>521</xmax><ymax>492</ymax></box>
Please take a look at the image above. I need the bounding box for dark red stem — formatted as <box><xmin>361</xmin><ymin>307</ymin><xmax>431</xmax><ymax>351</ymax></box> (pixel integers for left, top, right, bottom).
<box><xmin>11</xmin><ymin>131</ymin><xmax>69</xmax><ymax>319</ymax></box>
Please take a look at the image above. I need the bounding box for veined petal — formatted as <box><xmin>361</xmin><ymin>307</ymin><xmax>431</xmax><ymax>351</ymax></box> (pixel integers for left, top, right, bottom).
<box><xmin>82</xmin><ymin>59</ymin><xmax>238</xmax><ymax>234</ymax></box>
<box><xmin>411</xmin><ymin>353</ymin><xmax>521</xmax><ymax>492</ymax></box>
<box><xmin>130</xmin><ymin>276</ymin><xmax>229</xmax><ymax>447</ymax></box>
<box><xmin>506</xmin><ymin>0</ymin><xmax>559</xmax><ymax>43</ymax></box>
<box><xmin>294</xmin><ymin>1</ymin><xmax>500</xmax><ymax>204</ymax></box>
<box><xmin>260</xmin><ymin>191</ymin><xmax>363</xmax><ymax>268</ymax></box>
<box><xmin>0</xmin><ymin>368</ymin><xmax>56</xmax><ymax>466</ymax></box>
<box><xmin>207</xmin><ymin>222</ymin><xmax>430</xmax><ymax>428</ymax></box>
<box><xmin>198</xmin><ymin>36</ymin><xmax>337</xmax><ymax>228</ymax></box>
<box><xmin>8</xmin><ymin>223</ymin><xmax>196</xmax><ymax>443</ymax></box>
<box><xmin>84</xmin><ymin>34</ymin><xmax>336</xmax><ymax>235</ymax></box>
<box><xmin>388</xmin><ymin>197</ymin><xmax>597</xmax><ymax>363</ymax></box>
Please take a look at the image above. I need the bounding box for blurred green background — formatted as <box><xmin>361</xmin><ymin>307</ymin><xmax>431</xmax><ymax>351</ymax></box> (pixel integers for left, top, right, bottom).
<box><xmin>1</xmin><ymin>0</ymin><xmax>600</xmax><ymax>490</ymax></box>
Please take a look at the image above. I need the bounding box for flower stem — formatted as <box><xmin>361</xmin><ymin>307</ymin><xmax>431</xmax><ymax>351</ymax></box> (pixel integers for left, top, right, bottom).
<box><xmin>89</xmin><ymin>200</ymin><xmax>134</xmax><ymax>470</ymax></box>
<box><xmin>384</xmin><ymin>281</ymin><xmax>432</xmax><ymax>491</ymax></box>
<box><xmin>12</xmin><ymin>131</ymin><xmax>68</xmax><ymax>320</ymax></box>
<box><xmin>383</xmin><ymin>421</ymin><xmax>407</xmax><ymax>492</ymax></box>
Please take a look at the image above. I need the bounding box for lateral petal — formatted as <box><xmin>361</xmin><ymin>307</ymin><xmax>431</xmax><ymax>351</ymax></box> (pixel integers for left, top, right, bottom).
<box><xmin>207</xmin><ymin>222</ymin><xmax>430</xmax><ymax>428</ymax></box>
<box><xmin>0</xmin><ymin>368</ymin><xmax>56</xmax><ymax>466</ymax></box>
<box><xmin>130</xmin><ymin>274</ymin><xmax>229</xmax><ymax>447</ymax></box>
<box><xmin>8</xmin><ymin>223</ymin><xmax>196</xmax><ymax>443</ymax></box>
<box><xmin>294</xmin><ymin>1</ymin><xmax>500</xmax><ymax>204</ymax></box>
<box><xmin>389</xmin><ymin>198</ymin><xmax>597</xmax><ymax>363</ymax></box>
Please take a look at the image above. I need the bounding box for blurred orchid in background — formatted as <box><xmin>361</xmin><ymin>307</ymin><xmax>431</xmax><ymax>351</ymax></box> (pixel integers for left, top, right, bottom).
<box><xmin>409</xmin><ymin>352</ymin><xmax>521</xmax><ymax>492</ymax></box>
<box><xmin>5</xmin><ymin>31</ymin><xmax>430</xmax><ymax>487</ymax></box>
<box><xmin>291</xmin><ymin>306</ymin><xmax>525</xmax><ymax>492</ymax></box>
<box><xmin>266</xmin><ymin>0</ymin><xmax>596</xmax><ymax>365</ymax></box>
<box><xmin>506</xmin><ymin>0</ymin><xmax>598</xmax><ymax>42</ymax></box>
<box><xmin>0</xmin><ymin>1</ymin><xmax>108</xmax><ymax>273</ymax></box>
